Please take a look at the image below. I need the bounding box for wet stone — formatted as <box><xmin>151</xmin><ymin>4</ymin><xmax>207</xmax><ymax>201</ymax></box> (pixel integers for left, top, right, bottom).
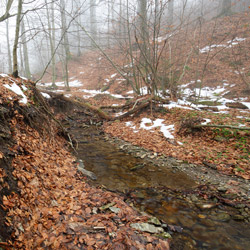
<box><xmin>212</xmin><ymin>213</ymin><xmax>231</xmax><ymax>222</ymax></box>
<box><xmin>130</xmin><ymin>222</ymin><xmax>164</xmax><ymax>234</ymax></box>
<box><xmin>235</xmin><ymin>204</ymin><xmax>246</xmax><ymax>209</ymax></box>
<box><xmin>196</xmin><ymin>203</ymin><xmax>216</xmax><ymax>210</ymax></box>
<box><xmin>232</xmin><ymin>214</ymin><xmax>245</xmax><ymax>221</ymax></box>
<box><xmin>217</xmin><ymin>186</ymin><xmax>228</xmax><ymax>192</ymax></box>
<box><xmin>190</xmin><ymin>194</ymin><xmax>199</xmax><ymax>202</ymax></box>
<box><xmin>177</xmin><ymin>214</ymin><xmax>196</xmax><ymax>228</ymax></box>
<box><xmin>200</xmin><ymin>219</ymin><xmax>215</xmax><ymax>228</ymax></box>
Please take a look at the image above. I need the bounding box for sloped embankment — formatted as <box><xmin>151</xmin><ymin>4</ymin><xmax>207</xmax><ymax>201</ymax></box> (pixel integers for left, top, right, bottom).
<box><xmin>0</xmin><ymin>75</ymin><xmax>170</xmax><ymax>249</ymax></box>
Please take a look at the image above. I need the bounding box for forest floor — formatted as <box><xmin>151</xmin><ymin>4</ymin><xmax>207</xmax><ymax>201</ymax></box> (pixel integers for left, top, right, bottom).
<box><xmin>39</xmin><ymin>13</ymin><xmax>250</xmax><ymax>181</ymax></box>
<box><xmin>0</xmin><ymin>75</ymin><xmax>170</xmax><ymax>249</ymax></box>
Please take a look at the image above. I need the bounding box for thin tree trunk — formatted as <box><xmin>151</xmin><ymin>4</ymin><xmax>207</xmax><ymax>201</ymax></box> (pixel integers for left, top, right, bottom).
<box><xmin>60</xmin><ymin>0</ymin><xmax>70</xmax><ymax>58</ymax></box>
<box><xmin>12</xmin><ymin>0</ymin><xmax>22</xmax><ymax>78</ymax></box>
<box><xmin>45</xmin><ymin>0</ymin><xmax>56</xmax><ymax>87</ymax></box>
<box><xmin>19</xmin><ymin>43</ymin><xmax>24</xmax><ymax>76</ymax></box>
<box><xmin>21</xmin><ymin>19</ymin><xmax>31</xmax><ymax>79</ymax></box>
<box><xmin>6</xmin><ymin>17</ymin><xmax>12</xmax><ymax>73</ymax></box>
<box><xmin>51</xmin><ymin>1</ymin><xmax>56</xmax><ymax>86</ymax></box>
<box><xmin>220</xmin><ymin>0</ymin><xmax>232</xmax><ymax>16</ymax></box>
<box><xmin>90</xmin><ymin>0</ymin><xmax>97</xmax><ymax>47</ymax></box>
<box><xmin>168</xmin><ymin>0</ymin><xmax>174</xmax><ymax>25</ymax></box>
<box><xmin>0</xmin><ymin>0</ymin><xmax>14</xmax><ymax>22</ymax></box>
<box><xmin>77</xmin><ymin>14</ymin><xmax>81</xmax><ymax>56</ymax></box>
<box><xmin>138</xmin><ymin>0</ymin><xmax>148</xmax><ymax>59</ymax></box>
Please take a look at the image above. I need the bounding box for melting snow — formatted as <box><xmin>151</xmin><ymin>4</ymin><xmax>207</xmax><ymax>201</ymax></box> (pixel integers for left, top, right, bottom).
<box><xmin>201</xmin><ymin>119</ymin><xmax>211</xmax><ymax>125</ymax></box>
<box><xmin>38</xmin><ymin>80</ymin><xmax>83</xmax><ymax>87</ymax></box>
<box><xmin>41</xmin><ymin>92</ymin><xmax>51</xmax><ymax>99</ymax></box>
<box><xmin>81</xmin><ymin>89</ymin><xmax>132</xmax><ymax>99</ymax></box>
<box><xmin>0</xmin><ymin>73</ymin><xmax>9</xmax><ymax>78</ymax></box>
<box><xmin>200</xmin><ymin>37</ymin><xmax>246</xmax><ymax>53</ymax></box>
<box><xmin>110</xmin><ymin>73</ymin><xmax>117</xmax><ymax>78</ymax></box>
<box><xmin>4</xmin><ymin>82</ymin><xmax>28</xmax><ymax>104</ymax></box>
<box><xmin>140</xmin><ymin>118</ymin><xmax>175</xmax><ymax>139</ymax></box>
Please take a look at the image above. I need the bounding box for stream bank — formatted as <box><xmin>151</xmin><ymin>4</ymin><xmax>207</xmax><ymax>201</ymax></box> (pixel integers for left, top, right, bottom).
<box><xmin>63</xmin><ymin>107</ymin><xmax>250</xmax><ymax>250</ymax></box>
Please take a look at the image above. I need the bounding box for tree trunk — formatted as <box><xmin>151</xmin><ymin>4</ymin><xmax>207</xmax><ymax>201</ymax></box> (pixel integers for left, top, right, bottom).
<box><xmin>12</xmin><ymin>0</ymin><xmax>22</xmax><ymax>78</ymax></box>
<box><xmin>138</xmin><ymin>0</ymin><xmax>148</xmax><ymax>43</ymax></box>
<box><xmin>90</xmin><ymin>0</ymin><xmax>97</xmax><ymax>47</ymax></box>
<box><xmin>21</xmin><ymin>19</ymin><xmax>31</xmax><ymax>79</ymax></box>
<box><xmin>168</xmin><ymin>0</ymin><xmax>174</xmax><ymax>25</ymax></box>
<box><xmin>0</xmin><ymin>0</ymin><xmax>14</xmax><ymax>22</ymax></box>
<box><xmin>51</xmin><ymin>1</ymin><xmax>56</xmax><ymax>86</ymax></box>
<box><xmin>45</xmin><ymin>0</ymin><xmax>56</xmax><ymax>87</ymax></box>
<box><xmin>60</xmin><ymin>0</ymin><xmax>70</xmax><ymax>58</ymax></box>
<box><xmin>19</xmin><ymin>43</ymin><xmax>24</xmax><ymax>76</ymax></box>
<box><xmin>138</xmin><ymin>0</ymin><xmax>149</xmax><ymax>66</ymax></box>
<box><xmin>6</xmin><ymin>17</ymin><xmax>12</xmax><ymax>73</ymax></box>
<box><xmin>220</xmin><ymin>0</ymin><xmax>232</xmax><ymax>16</ymax></box>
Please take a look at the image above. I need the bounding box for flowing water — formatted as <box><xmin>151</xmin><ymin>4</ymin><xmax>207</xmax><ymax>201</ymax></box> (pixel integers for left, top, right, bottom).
<box><xmin>67</xmin><ymin>121</ymin><xmax>250</xmax><ymax>250</ymax></box>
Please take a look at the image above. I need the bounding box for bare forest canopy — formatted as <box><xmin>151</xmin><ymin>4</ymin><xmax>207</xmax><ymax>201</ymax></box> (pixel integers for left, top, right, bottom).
<box><xmin>0</xmin><ymin>0</ymin><xmax>249</xmax><ymax>84</ymax></box>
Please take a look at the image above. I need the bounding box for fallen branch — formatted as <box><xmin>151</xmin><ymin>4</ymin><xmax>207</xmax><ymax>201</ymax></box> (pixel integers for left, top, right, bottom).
<box><xmin>194</xmin><ymin>124</ymin><xmax>250</xmax><ymax>131</ymax></box>
<box><xmin>73</xmin><ymin>99</ymin><xmax>111</xmax><ymax>120</ymax></box>
<box><xmin>114</xmin><ymin>101</ymin><xmax>150</xmax><ymax>120</ymax></box>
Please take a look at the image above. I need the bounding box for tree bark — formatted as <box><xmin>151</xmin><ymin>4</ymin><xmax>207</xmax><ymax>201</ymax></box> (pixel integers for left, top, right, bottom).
<box><xmin>220</xmin><ymin>0</ymin><xmax>232</xmax><ymax>16</ymax></box>
<box><xmin>6</xmin><ymin>17</ymin><xmax>12</xmax><ymax>73</ymax></box>
<box><xmin>45</xmin><ymin>0</ymin><xmax>56</xmax><ymax>87</ymax></box>
<box><xmin>21</xmin><ymin>19</ymin><xmax>31</xmax><ymax>79</ymax></box>
<box><xmin>168</xmin><ymin>0</ymin><xmax>174</xmax><ymax>25</ymax></box>
<box><xmin>90</xmin><ymin>0</ymin><xmax>97</xmax><ymax>47</ymax></box>
<box><xmin>12</xmin><ymin>0</ymin><xmax>22</xmax><ymax>78</ymax></box>
<box><xmin>0</xmin><ymin>0</ymin><xmax>14</xmax><ymax>22</ymax></box>
<box><xmin>60</xmin><ymin>0</ymin><xmax>70</xmax><ymax>58</ymax></box>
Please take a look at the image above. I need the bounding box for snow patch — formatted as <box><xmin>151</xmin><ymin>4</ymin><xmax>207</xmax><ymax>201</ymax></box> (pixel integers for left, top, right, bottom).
<box><xmin>81</xmin><ymin>89</ymin><xmax>132</xmax><ymax>99</ymax></box>
<box><xmin>110</xmin><ymin>73</ymin><xmax>117</xmax><ymax>78</ymax></box>
<box><xmin>41</xmin><ymin>92</ymin><xmax>51</xmax><ymax>99</ymax></box>
<box><xmin>140</xmin><ymin>118</ymin><xmax>175</xmax><ymax>139</ymax></box>
<box><xmin>38</xmin><ymin>80</ymin><xmax>83</xmax><ymax>87</ymax></box>
<box><xmin>201</xmin><ymin>119</ymin><xmax>211</xmax><ymax>125</ymax></box>
<box><xmin>242</xmin><ymin>102</ymin><xmax>250</xmax><ymax>109</ymax></box>
<box><xmin>4</xmin><ymin>82</ymin><xmax>28</xmax><ymax>104</ymax></box>
<box><xmin>199</xmin><ymin>37</ymin><xmax>246</xmax><ymax>53</ymax></box>
<box><xmin>0</xmin><ymin>73</ymin><xmax>9</xmax><ymax>78</ymax></box>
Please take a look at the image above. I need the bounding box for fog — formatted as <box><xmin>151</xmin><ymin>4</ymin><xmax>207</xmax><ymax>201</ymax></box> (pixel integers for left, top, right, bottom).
<box><xmin>0</xmin><ymin>0</ymin><xmax>249</xmax><ymax>77</ymax></box>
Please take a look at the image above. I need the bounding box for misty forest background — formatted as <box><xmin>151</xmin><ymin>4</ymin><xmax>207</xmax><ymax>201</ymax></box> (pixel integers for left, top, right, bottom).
<box><xmin>0</xmin><ymin>0</ymin><xmax>250</xmax><ymax>97</ymax></box>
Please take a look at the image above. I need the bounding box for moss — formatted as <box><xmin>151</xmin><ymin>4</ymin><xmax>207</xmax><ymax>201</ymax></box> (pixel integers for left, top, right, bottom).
<box><xmin>194</xmin><ymin>101</ymin><xmax>222</xmax><ymax>106</ymax></box>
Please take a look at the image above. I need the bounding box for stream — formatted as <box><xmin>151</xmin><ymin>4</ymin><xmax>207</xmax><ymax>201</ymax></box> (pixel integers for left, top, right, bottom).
<box><xmin>65</xmin><ymin>117</ymin><xmax>250</xmax><ymax>250</ymax></box>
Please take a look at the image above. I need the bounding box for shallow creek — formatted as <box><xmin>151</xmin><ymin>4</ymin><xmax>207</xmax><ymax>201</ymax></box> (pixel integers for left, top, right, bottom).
<box><xmin>67</xmin><ymin>121</ymin><xmax>250</xmax><ymax>250</ymax></box>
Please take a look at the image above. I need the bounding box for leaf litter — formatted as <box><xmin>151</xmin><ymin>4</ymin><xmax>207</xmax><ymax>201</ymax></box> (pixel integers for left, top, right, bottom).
<box><xmin>0</xmin><ymin>76</ymin><xmax>170</xmax><ymax>249</ymax></box>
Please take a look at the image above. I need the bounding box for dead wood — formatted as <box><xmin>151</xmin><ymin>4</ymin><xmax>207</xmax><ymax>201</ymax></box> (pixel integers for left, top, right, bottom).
<box><xmin>73</xmin><ymin>99</ymin><xmax>111</xmax><ymax>120</ymax></box>
<box><xmin>113</xmin><ymin>101</ymin><xmax>150</xmax><ymax>120</ymax></box>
